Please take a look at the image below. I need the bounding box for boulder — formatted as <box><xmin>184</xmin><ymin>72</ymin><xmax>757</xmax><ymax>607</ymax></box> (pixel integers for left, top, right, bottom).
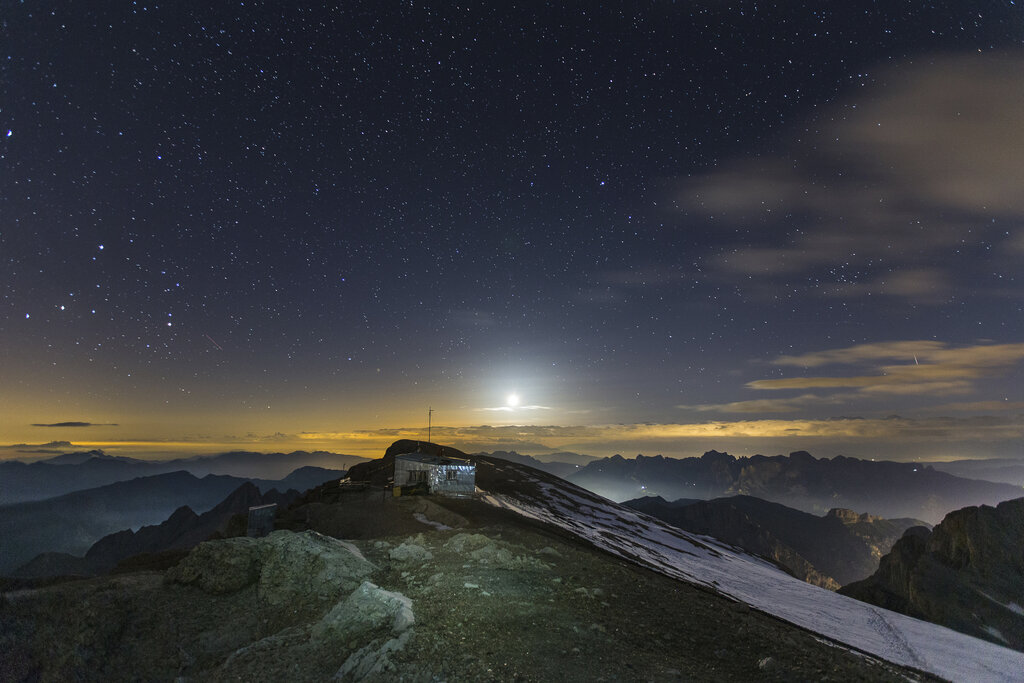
<box><xmin>257</xmin><ymin>531</ymin><xmax>374</xmax><ymax>607</ymax></box>
<box><xmin>166</xmin><ymin>530</ymin><xmax>375</xmax><ymax>606</ymax></box>
<box><xmin>314</xmin><ymin>581</ymin><xmax>414</xmax><ymax>640</ymax></box>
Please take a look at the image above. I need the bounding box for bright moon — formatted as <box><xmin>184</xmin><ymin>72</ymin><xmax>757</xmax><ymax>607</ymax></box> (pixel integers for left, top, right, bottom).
<box><xmin>506</xmin><ymin>393</ymin><xmax>520</xmax><ymax>407</ymax></box>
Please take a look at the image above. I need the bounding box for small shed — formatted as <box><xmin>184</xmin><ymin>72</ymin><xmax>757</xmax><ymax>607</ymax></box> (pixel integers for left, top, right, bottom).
<box><xmin>246</xmin><ymin>503</ymin><xmax>277</xmax><ymax>538</ymax></box>
<box><xmin>393</xmin><ymin>452</ymin><xmax>476</xmax><ymax>497</ymax></box>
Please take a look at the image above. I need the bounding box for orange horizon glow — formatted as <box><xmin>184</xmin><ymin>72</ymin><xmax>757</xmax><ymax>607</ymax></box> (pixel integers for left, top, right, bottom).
<box><xmin>4</xmin><ymin>411</ymin><xmax>1023</xmax><ymax>463</ymax></box>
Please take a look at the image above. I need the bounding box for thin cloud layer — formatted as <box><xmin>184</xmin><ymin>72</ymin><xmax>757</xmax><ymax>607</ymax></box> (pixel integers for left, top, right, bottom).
<box><xmin>682</xmin><ymin>393</ymin><xmax>848</xmax><ymax>414</ymax></box>
<box><xmin>680</xmin><ymin>52</ymin><xmax>1024</xmax><ymax>302</ymax></box>
<box><xmin>30</xmin><ymin>422</ymin><xmax>118</xmax><ymax>428</ymax></box>
<box><xmin>771</xmin><ymin>341</ymin><xmax>1024</xmax><ymax>368</ymax></box>
<box><xmin>297</xmin><ymin>417</ymin><xmax>1023</xmax><ymax>453</ymax></box>
<box><xmin>749</xmin><ymin>341</ymin><xmax>1024</xmax><ymax>398</ymax></box>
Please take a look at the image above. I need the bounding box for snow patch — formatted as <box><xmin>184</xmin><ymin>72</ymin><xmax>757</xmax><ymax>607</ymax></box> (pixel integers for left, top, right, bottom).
<box><xmin>481</xmin><ymin>470</ymin><xmax>1024</xmax><ymax>683</ymax></box>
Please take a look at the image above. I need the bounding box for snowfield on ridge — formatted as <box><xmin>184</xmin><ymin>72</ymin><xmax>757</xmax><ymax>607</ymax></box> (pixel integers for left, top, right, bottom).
<box><xmin>477</xmin><ymin>458</ymin><xmax>1024</xmax><ymax>683</ymax></box>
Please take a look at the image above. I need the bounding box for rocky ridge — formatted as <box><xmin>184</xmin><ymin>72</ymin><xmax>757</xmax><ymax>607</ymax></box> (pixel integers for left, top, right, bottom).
<box><xmin>841</xmin><ymin>496</ymin><xmax>1024</xmax><ymax>651</ymax></box>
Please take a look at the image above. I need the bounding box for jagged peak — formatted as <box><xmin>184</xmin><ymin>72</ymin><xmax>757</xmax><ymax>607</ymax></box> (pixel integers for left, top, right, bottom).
<box><xmin>700</xmin><ymin>450</ymin><xmax>735</xmax><ymax>462</ymax></box>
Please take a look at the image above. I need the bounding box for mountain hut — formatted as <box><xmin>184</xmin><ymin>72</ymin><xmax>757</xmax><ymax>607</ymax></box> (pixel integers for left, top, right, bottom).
<box><xmin>393</xmin><ymin>452</ymin><xmax>476</xmax><ymax>497</ymax></box>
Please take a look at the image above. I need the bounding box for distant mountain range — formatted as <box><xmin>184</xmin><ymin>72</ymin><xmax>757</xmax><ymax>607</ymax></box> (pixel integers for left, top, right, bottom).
<box><xmin>623</xmin><ymin>495</ymin><xmax>924</xmax><ymax>588</ymax></box>
<box><xmin>0</xmin><ymin>466</ymin><xmax>344</xmax><ymax>574</ymax></box>
<box><xmin>13</xmin><ymin>482</ymin><xmax>298</xmax><ymax>578</ymax></box>
<box><xmin>841</xmin><ymin>497</ymin><xmax>1024</xmax><ymax>651</ymax></box>
<box><xmin>0</xmin><ymin>449</ymin><xmax>367</xmax><ymax>504</ymax></box>
<box><xmin>568</xmin><ymin>450</ymin><xmax>1023</xmax><ymax>523</ymax></box>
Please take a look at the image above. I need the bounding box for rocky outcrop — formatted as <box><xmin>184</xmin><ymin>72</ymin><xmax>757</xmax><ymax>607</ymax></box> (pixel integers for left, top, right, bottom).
<box><xmin>160</xmin><ymin>530</ymin><xmax>412</xmax><ymax>681</ymax></box>
<box><xmin>166</xmin><ymin>530</ymin><xmax>375</xmax><ymax>607</ymax></box>
<box><xmin>841</xmin><ymin>497</ymin><xmax>1024</xmax><ymax>651</ymax></box>
<box><xmin>826</xmin><ymin>507</ymin><xmax>921</xmax><ymax>565</ymax></box>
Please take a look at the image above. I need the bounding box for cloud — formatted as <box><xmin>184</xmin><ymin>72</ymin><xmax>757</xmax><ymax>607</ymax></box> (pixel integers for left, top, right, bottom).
<box><xmin>832</xmin><ymin>54</ymin><xmax>1024</xmax><ymax>213</ymax></box>
<box><xmin>926</xmin><ymin>400</ymin><xmax>1024</xmax><ymax>413</ymax></box>
<box><xmin>681</xmin><ymin>393</ymin><xmax>849</xmax><ymax>414</ymax></box>
<box><xmin>0</xmin><ymin>441</ymin><xmax>77</xmax><ymax>454</ymax></box>
<box><xmin>242</xmin><ymin>432</ymin><xmax>297</xmax><ymax>442</ymax></box>
<box><xmin>857</xmin><ymin>380</ymin><xmax>974</xmax><ymax>397</ymax></box>
<box><xmin>31</xmin><ymin>422</ymin><xmax>118</xmax><ymax>428</ymax></box>
<box><xmin>771</xmin><ymin>341</ymin><xmax>1024</xmax><ymax>368</ymax></box>
<box><xmin>9</xmin><ymin>415</ymin><xmax>1020</xmax><ymax>463</ymax></box>
<box><xmin>302</xmin><ymin>425</ymin><xmax>607</xmax><ymax>442</ymax></box>
<box><xmin>300</xmin><ymin>416</ymin><xmax>1024</xmax><ymax>454</ymax></box>
<box><xmin>746</xmin><ymin>341</ymin><xmax>1024</xmax><ymax>398</ymax></box>
<box><xmin>678</xmin><ymin>52</ymin><xmax>1024</xmax><ymax>302</ymax></box>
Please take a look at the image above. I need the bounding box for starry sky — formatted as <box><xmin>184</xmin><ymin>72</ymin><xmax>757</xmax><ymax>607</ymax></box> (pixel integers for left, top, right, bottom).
<box><xmin>3</xmin><ymin>1</ymin><xmax>1024</xmax><ymax>461</ymax></box>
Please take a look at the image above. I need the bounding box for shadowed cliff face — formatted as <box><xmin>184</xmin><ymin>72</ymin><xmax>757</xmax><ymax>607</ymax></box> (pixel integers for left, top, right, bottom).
<box><xmin>841</xmin><ymin>497</ymin><xmax>1024</xmax><ymax>651</ymax></box>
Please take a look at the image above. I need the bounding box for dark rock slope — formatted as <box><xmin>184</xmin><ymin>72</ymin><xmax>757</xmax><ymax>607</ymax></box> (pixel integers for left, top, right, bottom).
<box><xmin>624</xmin><ymin>495</ymin><xmax>924</xmax><ymax>588</ymax></box>
<box><xmin>841</xmin><ymin>496</ymin><xmax>1024</xmax><ymax>652</ymax></box>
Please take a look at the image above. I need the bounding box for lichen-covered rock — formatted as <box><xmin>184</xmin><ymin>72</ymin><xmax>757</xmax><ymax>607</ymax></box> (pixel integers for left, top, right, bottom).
<box><xmin>257</xmin><ymin>531</ymin><xmax>375</xmax><ymax>607</ymax></box>
<box><xmin>164</xmin><ymin>536</ymin><xmax>263</xmax><ymax>594</ymax></box>
<box><xmin>314</xmin><ymin>581</ymin><xmax>414</xmax><ymax>640</ymax></box>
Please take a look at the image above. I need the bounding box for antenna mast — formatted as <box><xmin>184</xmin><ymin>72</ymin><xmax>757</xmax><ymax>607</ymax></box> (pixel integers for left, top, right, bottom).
<box><xmin>427</xmin><ymin>406</ymin><xmax>433</xmax><ymax>444</ymax></box>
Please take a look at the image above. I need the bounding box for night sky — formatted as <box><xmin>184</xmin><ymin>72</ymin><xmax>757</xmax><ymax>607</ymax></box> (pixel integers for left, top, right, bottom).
<box><xmin>3</xmin><ymin>1</ymin><xmax>1023</xmax><ymax>460</ymax></box>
